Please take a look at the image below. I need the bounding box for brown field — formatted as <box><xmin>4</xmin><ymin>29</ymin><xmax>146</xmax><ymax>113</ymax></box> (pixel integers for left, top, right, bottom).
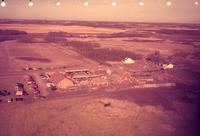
<box><xmin>0</xmin><ymin>20</ymin><xmax>200</xmax><ymax>136</ymax></box>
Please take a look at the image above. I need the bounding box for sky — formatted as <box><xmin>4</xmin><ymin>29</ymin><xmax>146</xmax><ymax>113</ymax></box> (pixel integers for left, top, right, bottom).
<box><xmin>0</xmin><ymin>0</ymin><xmax>200</xmax><ymax>23</ymax></box>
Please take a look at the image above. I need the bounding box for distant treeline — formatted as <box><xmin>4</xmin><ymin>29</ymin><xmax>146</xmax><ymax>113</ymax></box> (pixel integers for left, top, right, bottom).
<box><xmin>1</xmin><ymin>19</ymin><xmax>200</xmax><ymax>29</ymax></box>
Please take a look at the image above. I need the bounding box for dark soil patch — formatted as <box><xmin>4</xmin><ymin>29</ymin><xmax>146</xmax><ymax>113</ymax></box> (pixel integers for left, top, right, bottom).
<box><xmin>123</xmin><ymin>39</ymin><xmax>164</xmax><ymax>43</ymax></box>
<box><xmin>156</xmin><ymin>29</ymin><xmax>200</xmax><ymax>36</ymax></box>
<box><xmin>17</xmin><ymin>57</ymin><xmax>51</xmax><ymax>63</ymax></box>
<box><xmin>0</xmin><ymin>29</ymin><xmax>28</xmax><ymax>42</ymax></box>
<box><xmin>17</xmin><ymin>35</ymin><xmax>36</xmax><ymax>43</ymax></box>
<box><xmin>82</xmin><ymin>48</ymin><xmax>143</xmax><ymax>62</ymax></box>
<box><xmin>146</xmin><ymin>51</ymin><xmax>166</xmax><ymax>64</ymax></box>
<box><xmin>45</xmin><ymin>32</ymin><xmax>71</xmax><ymax>43</ymax></box>
<box><xmin>66</xmin><ymin>41</ymin><xmax>143</xmax><ymax>63</ymax></box>
<box><xmin>96</xmin><ymin>32</ymin><xmax>150</xmax><ymax>38</ymax></box>
<box><xmin>153</xmin><ymin>29</ymin><xmax>200</xmax><ymax>45</ymax></box>
<box><xmin>0</xmin><ymin>29</ymin><xmax>27</xmax><ymax>35</ymax></box>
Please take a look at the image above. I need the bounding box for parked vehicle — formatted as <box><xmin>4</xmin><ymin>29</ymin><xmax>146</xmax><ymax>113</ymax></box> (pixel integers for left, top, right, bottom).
<box><xmin>32</xmin><ymin>67</ymin><xmax>37</xmax><ymax>71</ymax></box>
<box><xmin>25</xmin><ymin>75</ymin><xmax>35</xmax><ymax>83</ymax></box>
<box><xmin>33</xmin><ymin>89</ymin><xmax>40</xmax><ymax>95</ymax></box>
<box><xmin>46</xmin><ymin>82</ymin><xmax>57</xmax><ymax>90</ymax></box>
<box><xmin>29</xmin><ymin>83</ymin><xmax>38</xmax><ymax>89</ymax></box>
<box><xmin>15</xmin><ymin>98</ymin><xmax>24</xmax><ymax>102</ymax></box>
<box><xmin>15</xmin><ymin>83</ymin><xmax>25</xmax><ymax>96</ymax></box>
<box><xmin>27</xmin><ymin>80</ymin><xmax>36</xmax><ymax>85</ymax></box>
<box><xmin>23</xmin><ymin>67</ymin><xmax>33</xmax><ymax>71</ymax></box>
<box><xmin>29</xmin><ymin>86</ymin><xmax>37</xmax><ymax>90</ymax></box>
<box><xmin>15</xmin><ymin>83</ymin><xmax>24</xmax><ymax>88</ymax></box>
<box><xmin>40</xmin><ymin>74</ymin><xmax>49</xmax><ymax>81</ymax></box>
<box><xmin>38</xmin><ymin>68</ymin><xmax>43</xmax><ymax>70</ymax></box>
<box><xmin>7</xmin><ymin>98</ymin><xmax>14</xmax><ymax>103</ymax></box>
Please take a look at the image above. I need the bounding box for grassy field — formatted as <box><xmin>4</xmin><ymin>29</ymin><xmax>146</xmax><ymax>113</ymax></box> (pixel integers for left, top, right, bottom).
<box><xmin>0</xmin><ymin>20</ymin><xmax>200</xmax><ymax>136</ymax></box>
